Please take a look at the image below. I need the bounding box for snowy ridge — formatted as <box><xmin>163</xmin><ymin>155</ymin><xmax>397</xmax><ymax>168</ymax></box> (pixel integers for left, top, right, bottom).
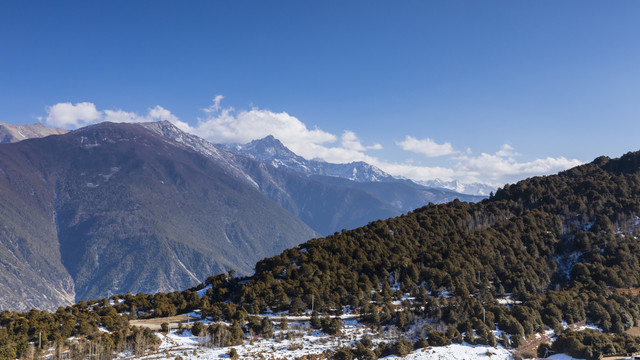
<box><xmin>224</xmin><ymin>135</ymin><xmax>496</xmax><ymax>195</ymax></box>
<box><xmin>140</xmin><ymin>121</ymin><xmax>260</xmax><ymax>189</ymax></box>
<box><xmin>418</xmin><ymin>178</ymin><xmax>497</xmax><ymax>196</ymax></box>
<box><xmin>222</xmin><ymin>135</ymin><xmax>397</xmax><ymax>183</ymax></box>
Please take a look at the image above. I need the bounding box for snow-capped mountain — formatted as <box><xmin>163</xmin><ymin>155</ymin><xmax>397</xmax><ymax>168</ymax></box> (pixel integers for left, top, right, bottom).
<box><xmin>223</xmin><ymin>135</ymin><xmax>495</xmax><ymax>196</ymax></box>
<box><xmin>222</xmin><ymin>135</ymin><xmax>396</xmax><ymax>182</ymax></box>
<box><xmin>419</xmin><ymin>179</ymin><xmax>497</xmax><ymax>196</ymax></box>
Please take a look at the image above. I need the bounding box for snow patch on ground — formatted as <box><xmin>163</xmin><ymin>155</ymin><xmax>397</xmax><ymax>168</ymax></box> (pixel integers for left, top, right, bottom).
<box><xmin>548</xmin><ymin>354</ymin><xmax>584</xmax><ymax>360</ymax></box>
<box><xmin>130</xmin><ymin>319</ymin><xmax>519</xmax><ymax>360</ymax></box>
<box><xmin>383</xmin><ymin>343</ymin><xmax>513</xmax><ymax>359</ymax></box>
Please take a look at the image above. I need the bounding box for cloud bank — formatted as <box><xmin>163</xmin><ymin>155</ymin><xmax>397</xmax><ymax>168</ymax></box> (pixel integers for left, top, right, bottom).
<box><xmin>43</xmin><ymin>99</ymin><xmax>583</xmax><ymax>186</ymax></box>
<box><xmin>45</xmin><ymin>102</ymin><xmax>190</xmax><ymax>131</ymax></box>
<box><xmin>46</xmin><ymin>102</ymin><xmax>102</xmax><ymax>128</ymax></box>
<box><xmin>194</xmin><ymin>97</ymin><xmax>382</xmax><ymax>164</ymax></box>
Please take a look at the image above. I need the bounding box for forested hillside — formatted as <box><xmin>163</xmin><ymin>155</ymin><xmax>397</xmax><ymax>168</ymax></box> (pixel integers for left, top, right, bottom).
<box><xmin>4</xmin><ymin>151</ymin><xmax>640</xmax><ymax>359</ymax></box>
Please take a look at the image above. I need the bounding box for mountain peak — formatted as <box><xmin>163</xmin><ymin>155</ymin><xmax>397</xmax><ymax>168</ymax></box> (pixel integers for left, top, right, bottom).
<box><xmin>222</xmin><ymin>136</ymin><xmax>397</xmax><ymax>182</ymax></box>
<box><xmin>223</xmin><ymin>136</ymin><xmax>307</xmax><ymax>169</ymax></box>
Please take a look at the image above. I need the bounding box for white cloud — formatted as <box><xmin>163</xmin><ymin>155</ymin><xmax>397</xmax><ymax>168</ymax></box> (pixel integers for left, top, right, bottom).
<box><xmin>190</xmin><ymin>98</ymin><xmax>582</xmax><ymax>185</ymax></box>
<box><xmin>495</xmin><ymin>144</ymin><xmax>520</xmax><ymax>158</ymax></box>
<box><xmin>373</xmin><ymin>161</ymin><xmax>457</xmax><ymax>182</ymax></box>
<box><xmin>103</xmin><ymin>109</ymin><xmax>146</xmax><ymax>123</ymax></box>
<box><xmin>202</xmin><ymin>95</ymin><xmax>225</xmax><ymax>113</ymax></box>
<box><xmin>452</xmin><ymin>145</ymin><xmax>582</xmax><ymax>185</ymax></box>
<box><xmin>341</xmin><ymin>131</ymin><xmax>382</xmax><ymax>152</ymax></box>
<box><xmin>44</xmin><ymin>102</ymin><xmax>186</xmax><ymax>130</ymax></box>
<box><xmin>192</xmin><ymin>97</ymin><xmax>382</xmax><ymax>164</ymax></box>
<box><xmin>370</xmin><ymin>148</ymin><xmax>581</xmax><ymax>186</ymax></box>
<box><xmin>42</xmin><ymin>98</ymin><xmax>583</xmax><ymax>187</ymax></box>
<box><xmin>396</xmin><ymin>136</ymin><xmax>456</xmax><ymax>157</ymax></box>
<box><xmin>46</xmin><ymin>102</ymin><xmax>102</xmax><ymax>128</ymax></box>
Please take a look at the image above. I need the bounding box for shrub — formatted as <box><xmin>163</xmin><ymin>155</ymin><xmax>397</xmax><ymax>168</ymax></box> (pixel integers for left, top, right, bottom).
<box><xmin>414</xmin><ymin>337</ymin><xmax>429</xmax><ymax>349</ymax></box>
<box><xmin>394</xmin><ymin>339</ymin><xmax>413</xmax><ymax>357</ymax></box>
<box><xmin>190</xmin><ymin>321</ymin><xmax>205</xmax><ymax>337</ymax></box>
<box><xmin>428</xmin><ymin>331</ymin><xmax>450</xmax><ymax>347</ymax></box>
<box><xmin>332</xmin><ymin>348</ymin><xmax>354</xmax><ymax>360</ymax></box>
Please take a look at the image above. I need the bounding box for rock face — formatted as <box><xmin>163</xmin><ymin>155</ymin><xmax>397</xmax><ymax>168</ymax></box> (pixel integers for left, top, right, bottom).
<box><xmin>0</xmin><ymin>122</ymin><xmax>68</xmax><ymax>143</ymax></box>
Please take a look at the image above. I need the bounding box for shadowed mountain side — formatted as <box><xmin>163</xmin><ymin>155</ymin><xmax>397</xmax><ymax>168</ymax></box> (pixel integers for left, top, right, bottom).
<box><xmin>229</xmin><ymin>157</ymin><xmax>402</xmax><ymax>235</ymax></box>
<box><xmin>141</xmin><ymin>121</ymin><xmax>402</xmax><ymax>235</ymax></box>
<box><xmin>0</xmin><ymin>122</ymin><xmax>316</xmax><ymax>310</ymax></box>
<box><xmin>0</xmin><ymin>146</ymin><xmax>74</xmax><ymax>311</ymax></box>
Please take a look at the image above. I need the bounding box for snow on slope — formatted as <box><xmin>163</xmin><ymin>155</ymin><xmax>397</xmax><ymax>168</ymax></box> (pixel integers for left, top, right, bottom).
<box><xmin>139</xmin><ymin>325</ymin><xmax>515</xmax><ymax>360</ymax></box>
<box><xmin>385</xmin><ymin>343</ymin><xmax>512</xmax><ymax>359</ymax></box>
<box><xmin>141</xmin><ymin>121</ymin><xmax>260</xmax><ymax>189</ymax></box>
<box><xmin>222</xmin><ymin>135</ymin><xmax>397</xmax><ymax>183</ymax></box>
<box><xmin>418</xmin><ymin>178</ymin><xmax>497</xmax><ymax>197</ymax></box>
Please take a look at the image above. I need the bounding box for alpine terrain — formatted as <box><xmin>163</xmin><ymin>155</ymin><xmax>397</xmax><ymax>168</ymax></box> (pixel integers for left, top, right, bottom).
<box><xmin>0</xmin><ymin>121</ymin><xmax>482</xmax><ymax>312</ymax></box>
<box><xmin>3</xmin><ymin>150</ymin><xmax>640</xmax><ymax>360</ymax></box>
<box><xmin>223</xmin><ymin>135</ymin><xmax>487</xmax><ymax>211</ymax></box>
<box><xmin>0</xmin><ymin>122</ymin><xmax>316</xmax><ymax>311</ymax></box>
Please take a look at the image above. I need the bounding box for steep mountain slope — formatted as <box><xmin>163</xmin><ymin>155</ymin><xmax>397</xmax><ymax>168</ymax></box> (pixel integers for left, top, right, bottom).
<box><xmin>0</xmin><ymin>121</ymin><xmax>68</xmax><ymax>143</ymax></box>
<box><xmin>231</xmin><ymin>156</ymin><xmax>402</xmax><ymax>234</ymax></box>
<box><xmin>142</xmin><ymin>122</ymin><xmax>402</xmax><ymax>234</ymax></box>
<box><xmin>0</xmin><ymin>122</ymin><xmax>317</xmax><ymax>311</ymax></box>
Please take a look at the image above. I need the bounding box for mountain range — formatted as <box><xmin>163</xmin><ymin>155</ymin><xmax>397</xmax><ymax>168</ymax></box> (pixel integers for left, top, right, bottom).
<box><xmin>0</xmin><ymin>122</ymin><xmax>318</xmax><ymax>311</ymax></box>
<box><xmin>224</xmin><ymin>135</ymin><xmax>496</xmax><ymax>196</ymax></box>
<box><xmin>418</xmin><ymin>178</ymin><xmax>497</xmax><ymax>196</ymax></box>
<box><xmin>222</xmin><ymin>135</ymin><xmax>395</xmax><ymax>182</ymax></box>
<box><xmin>222</xmin><ymin>135</ymin><xmax>487</xmax><ymax>211</ymax></box>
<box><xmin>0</xmin><ymin>121</ymin><xmax>484</xmax><ymax>311</ymax></box>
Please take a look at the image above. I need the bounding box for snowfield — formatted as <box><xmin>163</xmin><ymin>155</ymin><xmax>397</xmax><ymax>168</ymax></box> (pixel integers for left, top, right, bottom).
<box><xmin>141</xmin><ymin>331</ymin><xmax>517</xmax><ymax>360</ymax></box>
<box><xmin>126</xmin><ymin>317</ymin><xmax>520</xmax><ymax>360</ymax></box>
<box><xmin>383</xmin><ymin>343</ymin><xmax>512</xmax><ymax>359</ymax></box>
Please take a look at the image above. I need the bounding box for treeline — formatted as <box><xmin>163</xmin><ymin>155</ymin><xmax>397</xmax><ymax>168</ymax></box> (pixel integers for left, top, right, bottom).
<box><xmin>547</xmin><ymin>329</ymin><xmax>640</xmax><ymax>360</ymax></box>
<box><xmin>0</xmin><ymin>299</ymin><xmax>159</xmax><ymax>360</ymax></box>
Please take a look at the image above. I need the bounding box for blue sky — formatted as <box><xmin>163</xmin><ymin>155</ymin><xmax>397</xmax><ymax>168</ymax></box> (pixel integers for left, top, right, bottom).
<box><xmin>2</xmin><ymin>1</ymin><xmax>640</xmax><ymax>185</ymax></box>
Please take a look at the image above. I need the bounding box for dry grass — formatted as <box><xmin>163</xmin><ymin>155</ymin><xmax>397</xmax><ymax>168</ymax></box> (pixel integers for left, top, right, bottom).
<box><xmin>615</xmin><ymin>287</ymin><xmax>640</xmax><ymax>296</ymax></box>
<box><xmin>626</xmin><ymin>326</ymin><xmax>640</xmax><ymax>337</ymax></box>
<box><xmin>130</xmin><ymin>314</ymin><xmax>197</xmax><ymax>330</ymax></box>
